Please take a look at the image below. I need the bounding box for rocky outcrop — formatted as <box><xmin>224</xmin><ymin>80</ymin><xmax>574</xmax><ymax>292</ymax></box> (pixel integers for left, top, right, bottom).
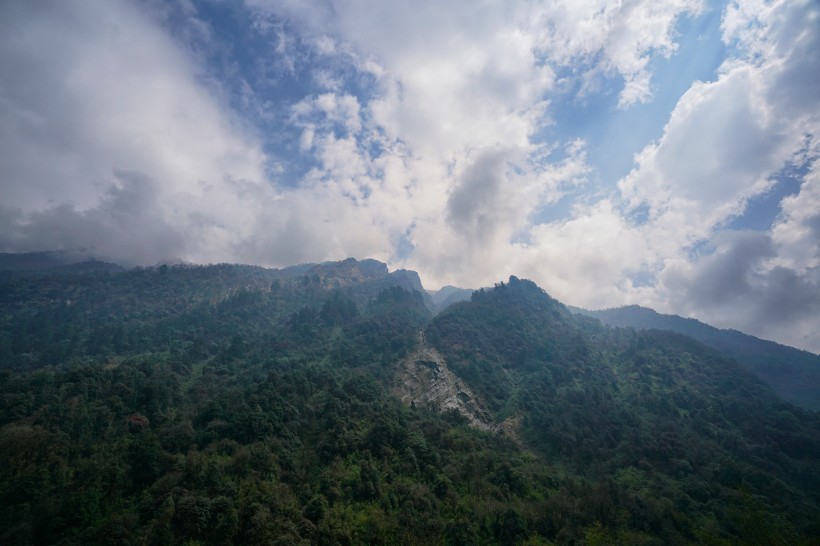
<box><xmin>496</xmin><ymin>414</ymin><xmax>523</xmax><ymax>445</ymax></box>
<box><xmin>393</xmin><ymin>332</ymin><xmax>493</xmax><ymax>431</ymax></box>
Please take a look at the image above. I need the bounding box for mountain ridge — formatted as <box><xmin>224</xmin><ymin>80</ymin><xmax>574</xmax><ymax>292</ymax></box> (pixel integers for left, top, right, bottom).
<box><xmin>573</xmin><ymin>304</ymin><xmax>820</xmax><ymax>411</ymax></box>
<box><xmin>1</xmin><ymin>255</ymin><xmax>819</xmax><ymax>543</ymax></box>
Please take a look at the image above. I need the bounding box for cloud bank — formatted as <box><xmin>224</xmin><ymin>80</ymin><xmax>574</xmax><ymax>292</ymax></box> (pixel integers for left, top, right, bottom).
<box><xmin>0</xmin><ymin>0</ymin><xmax>818</xmax><ymax>352</ymax></box>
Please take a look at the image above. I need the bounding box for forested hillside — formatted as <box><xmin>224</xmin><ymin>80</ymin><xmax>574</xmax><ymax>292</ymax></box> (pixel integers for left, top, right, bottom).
<box><xmin>1</xmin><ymin>260</ymin><xmax>818</xmax><ymax>545</ymax></box>
<box><xmin>574</xmin><ymin>305</ymin><xmax>820</xmax><ymax>411</ymax></box>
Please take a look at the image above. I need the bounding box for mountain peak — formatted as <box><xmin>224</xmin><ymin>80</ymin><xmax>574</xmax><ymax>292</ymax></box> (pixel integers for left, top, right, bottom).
<box><xmin>471</xmin><ymin>275</ymin><xmax>567</xmax><ymax>318</ymax></box>
<box><xmin>293</xmin><ymin>258</ymin><xmax>389</xmax><ymax>289</ymax></box>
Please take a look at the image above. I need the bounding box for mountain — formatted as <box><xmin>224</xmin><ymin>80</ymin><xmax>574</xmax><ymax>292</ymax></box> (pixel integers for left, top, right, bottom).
<box><xmin>0</xmin><ymin>250</ymin><xmax>93</xmax><ymax>270</ymax></box>
<box><xmin>573</xmin><ymin>304</ymin><xmax>820</xmax><ymax>411</ymax></box>
<box><xmin>427</xmin><ymin>285</ymin><xmax>474</xmax><ymax>313</ymax></box>
<box><xmin>0</xmin><ymin>257</ymin><xmax>433</xmax><ymax>372</ymax></box>
<box><xmin>0</xmin><ymin>250</ymin><xmax>123</xmax><ymax>279</ymax></box>
<box><xmin>0</xmin><ymin>259</ymin><xmax>818</xmax><ymax>545</ymax></box>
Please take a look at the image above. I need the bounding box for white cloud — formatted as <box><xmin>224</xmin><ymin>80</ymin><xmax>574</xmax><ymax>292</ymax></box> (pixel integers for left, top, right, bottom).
<box><xmin>618</xmin><ymin>65</ymin><xmax>794</xmax><ymax>243</ymax></box>
<box><xmin>527</xmin><ymin>0</ymin><xmax>704</xmax><ymax>106</ymax></box>
<box><xmin>292</xmin><ymin>93</ymin><xmax>362</xmax><ymax>135</ymax></box>
<box><xmin>519</xmin><ymin>199</ymin><xmax>652</xmax><ymax>305</ymax></box>
<box><xmin>239</xmin><ymin>0</ymin><xmax>702</xmax><ymax>292</ymax></box>
<box><xmin>2</xmin><ymin>0</ymin><xmax>818</xmax><ymax>352</ymax></box>
<box><xmin>613</xmin><ymin>0</ymin><xmax>820</xmax><ymax>351</ymax></box>
<box><xmin>0</xmin><ymin>0</ymin><xmax>269</xmax><ymax>264</ymax></box>
<box><xmin>247</xmin><ymin>0</ymin><xmax>701</xmax><ymax>158</ymax></box>
<box><xmin>771</xmin><ymin>159</ymin><xmax>820</xmax><ymax>273</ymax></box>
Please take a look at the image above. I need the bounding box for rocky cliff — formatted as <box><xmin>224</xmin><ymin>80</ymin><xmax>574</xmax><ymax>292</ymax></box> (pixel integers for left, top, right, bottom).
<box><xmin>393</xmin><ymin>331</ymin><xmax>493</xmax><ymax>431</ymax></box>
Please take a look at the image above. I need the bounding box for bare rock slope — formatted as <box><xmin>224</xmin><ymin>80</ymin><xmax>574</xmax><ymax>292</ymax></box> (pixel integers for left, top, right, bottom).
<box><xmin>393</xmin><ymin>332</ymin><xmax>494</xmax><ymax>431</ymax></box>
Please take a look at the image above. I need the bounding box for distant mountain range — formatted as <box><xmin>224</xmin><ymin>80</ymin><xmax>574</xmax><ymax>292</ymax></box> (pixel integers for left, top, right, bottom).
<box><xmin>426</xmin><ymin>285</ymin><xmax>474</xmax><ymax>313</ymax></box>
<box><xmin>572</xmin><ymin>304</ymin><xmax>820</xmax><ymax>412</ymax></box>
<box><xmin>0</xmin><ymin>250</ymin><xmax>123</xmax><ymax>276</ymax></box>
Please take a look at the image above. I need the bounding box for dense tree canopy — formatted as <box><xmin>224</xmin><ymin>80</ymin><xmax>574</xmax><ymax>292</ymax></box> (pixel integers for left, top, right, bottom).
<box><xmin>0</xmin><ymin>262</ymin><xmax>818</xmax><ymax>544</ymax></box>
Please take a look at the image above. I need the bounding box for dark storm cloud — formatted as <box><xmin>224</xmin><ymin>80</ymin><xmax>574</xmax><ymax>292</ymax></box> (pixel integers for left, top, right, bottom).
<box><xmin>755</xmin><ymin>266</ymin><xmax>820</xmax><ymax>325</ymax></box>
<box><xmin>0</xmin><ymin>171</ymin><xmax>186</xmax><ymax>266</ymax></box>
<box><xmin>446</xmin><ymin>148</ymin><xmax>510</xmax><ymax>240</ymax></box>
<box><xmin>684</xmin><ymin>231</ymin><xmax>776</xmax><ymax>307</ymax></box>
<box><xmin>666</xmin><ymin>230</ymin><xmax>820</xmax><ymax>352</ymax></box>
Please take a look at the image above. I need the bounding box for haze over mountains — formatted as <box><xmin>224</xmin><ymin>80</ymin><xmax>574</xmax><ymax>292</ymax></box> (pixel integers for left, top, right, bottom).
<box><xmin>1</xmin><ymin>253</ymin><xmax>818</xmax><ymax>544</ymax></box>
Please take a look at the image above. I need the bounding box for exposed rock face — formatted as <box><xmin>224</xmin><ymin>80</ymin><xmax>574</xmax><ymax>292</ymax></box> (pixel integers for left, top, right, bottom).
<box><xmin>496</xmin><ymin>414</ymin><xmax>523</xmax><ymax>445</ymax></box>
<box><xmin>394</xmin><ymin>332</ymin><xmax>493</xmax><ymax>431</ymax></box>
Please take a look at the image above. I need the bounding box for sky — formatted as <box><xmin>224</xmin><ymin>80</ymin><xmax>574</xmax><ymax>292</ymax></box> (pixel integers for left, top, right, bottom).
<box><xmin>1</xmin><ymin>0</ymin><xmax>818</xmax><ymax>353</ymax></box>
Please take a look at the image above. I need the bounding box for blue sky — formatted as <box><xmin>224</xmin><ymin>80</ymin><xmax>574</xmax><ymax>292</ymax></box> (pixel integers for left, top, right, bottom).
<box><xmin>0</xmin><ymin>0</ymin><xmax>818</xmax><ymax>352</ymax></box>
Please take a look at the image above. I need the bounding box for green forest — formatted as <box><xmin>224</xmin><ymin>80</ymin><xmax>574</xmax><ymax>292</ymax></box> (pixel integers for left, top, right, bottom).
<box><xmin>0</xmin><ymin>258</ymin><xmax>818</xmax><ymax>545</ymax></box>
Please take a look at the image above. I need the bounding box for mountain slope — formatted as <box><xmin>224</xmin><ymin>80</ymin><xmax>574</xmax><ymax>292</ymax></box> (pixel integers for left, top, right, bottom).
<box><xmin>574</xmin><ymin>305</ymin><xmax>820</xmax><ymax>411</ymax></box>
<box><xmin>0</xmin><ymin>261</ymin><xmax>818</xmax><ymax>544</ymax></box>
<box><xmin>430</xmin><ymin>279</ymin><xmax>820</xmax><ymax>539</ymax></box>
<box><xmin>0</xmin><ymin>258</ymin><xmax>429</xmax><ymax>371</ymax></box>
